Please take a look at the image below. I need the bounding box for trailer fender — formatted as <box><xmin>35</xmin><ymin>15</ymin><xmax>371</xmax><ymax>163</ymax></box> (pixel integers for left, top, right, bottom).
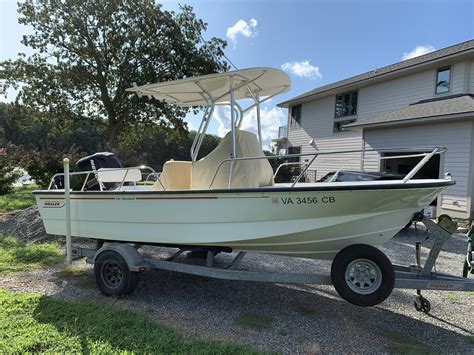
<box><xmin>93</xmin><ymin>243</ymin><xmax>146</xmax><ymax>272</ymax></box>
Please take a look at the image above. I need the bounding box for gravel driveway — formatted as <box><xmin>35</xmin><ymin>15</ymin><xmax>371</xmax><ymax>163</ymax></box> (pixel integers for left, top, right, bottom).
<box><xmin>1</xmin><ymin>225</ymin><xmax>473</xmax><ymax>353</ymax></box>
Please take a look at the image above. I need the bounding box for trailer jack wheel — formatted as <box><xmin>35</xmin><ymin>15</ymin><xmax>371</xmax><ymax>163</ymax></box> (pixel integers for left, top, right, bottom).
<box><xmin>463</xmin><ymin>260</ymin><xmax>469</xmax><ymax>278</ymax></box>
<box><xmin>414</xmin><ymin>295</ymin><xmax>431</xmax><ymax>314</ymax></box>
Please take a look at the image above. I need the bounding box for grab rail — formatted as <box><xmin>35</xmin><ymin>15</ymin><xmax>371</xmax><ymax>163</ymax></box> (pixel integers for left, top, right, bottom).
<box><xmin>47</xmin><ymin>146</ymin><xmax>446</xmax><ymax>192</ymax></box>
<box><xmin>273</xmin><ymin>162</ymin><xmax>306</xmax><ymax>180</ymax></box>
<box><xmin>48</xmin><ymin>165</ymin><xmax>165</xmax><ymax>191</ymax></box>
<box><xmin>322</xmin><ymin>152</ymin><xmax>439</xmax><ymax>183</ymax></box>
<box><xmin>209</xmin><ymin>146</ymin><xmax>447</xmax><ymax>188</ymax></box>
<box><xmin>272</xmin><ymin>152</ymin><xmax>433</xmax><ymax>182</ymax></box>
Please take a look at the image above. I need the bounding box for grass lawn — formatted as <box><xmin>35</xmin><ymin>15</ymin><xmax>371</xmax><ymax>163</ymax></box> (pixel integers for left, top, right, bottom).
<box><xmin>0</xmin><ymin>236</ymin><xmax>62</xmax><ymax>275</ymax></box>
<box><xmin>0</xmin><ymin>289</ymin><xmax>261</xmax><ymax>353</ymax></box>
<box><xmin>0</xmin><ymin>186</ymin><xmax>37</xmax><ymax>213</ymax></box>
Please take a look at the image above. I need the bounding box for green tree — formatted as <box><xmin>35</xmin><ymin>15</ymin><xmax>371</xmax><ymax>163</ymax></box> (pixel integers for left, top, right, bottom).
<box><xmin>0</xmin><ymin>0</ymin><xmax>228</xmax><ymax>148</ymax></box>
<box><xmin>0</xmin><ymin>103</ymin><xmax>106</xmax><ymax>156</ymax></box>
<box><xmin>118</xmin><ymin>123</ymin><xmax>221</xmax><ymax>170</ymax></box>
<box><xmin>0</xmin><ymin>103</ymin><xmax>94</xmax><ymax>188</ymax></box>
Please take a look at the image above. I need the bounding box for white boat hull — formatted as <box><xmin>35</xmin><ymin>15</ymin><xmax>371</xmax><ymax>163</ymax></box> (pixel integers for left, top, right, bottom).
<box><xmin>34</xmin><ymin>180</ymin><xmax>451</xmax><ymax>259</ymax></box>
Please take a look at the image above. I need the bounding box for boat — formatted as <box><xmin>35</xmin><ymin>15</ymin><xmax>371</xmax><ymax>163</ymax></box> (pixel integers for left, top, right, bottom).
<box><xmin>34</xmin><ymin>67</ymin><xmax>453</xmax><ymax>260</ymax></box>
<box><xmin>33</xmin><ymin>67</ymin><xmax>474</xmax><ymax>308</ymax></box>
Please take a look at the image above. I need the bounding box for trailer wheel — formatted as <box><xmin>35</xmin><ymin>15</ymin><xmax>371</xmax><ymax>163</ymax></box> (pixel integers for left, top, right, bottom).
<box><xmin>94</xmin><ymin>250</ymin><xmax>140</xmax><ymax>297</ymax></box>
<box><xmin>331</xmin><ymin>244</ymin><xmax>395</xmax><ymax>307</ymax></box>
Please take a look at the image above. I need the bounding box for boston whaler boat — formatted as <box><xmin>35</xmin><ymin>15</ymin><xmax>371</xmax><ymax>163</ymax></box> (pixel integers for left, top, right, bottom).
<box><xmin>34</xmin><ymin>68</ymin><xmax>473</xmax><ymax>309</ymax></box>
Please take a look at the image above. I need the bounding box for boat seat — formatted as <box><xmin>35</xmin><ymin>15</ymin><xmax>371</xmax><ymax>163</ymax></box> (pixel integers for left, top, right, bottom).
<box><xmin>191</xmin><ymin>130</ymin><xmax>274</xmax><ymax>189</ymax></box>
<box><xmin>98</xmin><ymin>168</ymin><xmax>142</xmax><ymax>183</ymax></box>
<box><xmin>152</xmin><ymin>160</ymin><xmax>192</xmax><ymax>191</ymax></box>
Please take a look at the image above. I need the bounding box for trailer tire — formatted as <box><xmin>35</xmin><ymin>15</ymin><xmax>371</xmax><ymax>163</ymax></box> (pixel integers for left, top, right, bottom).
<box><xmin>94</xmin><ymin>250</ymin><xmax>140</xmax><ymax>297</ymax></box>
<box><xmin>331</xmin><ymin>244</ymin><xmax>395</xmax><ymax>307</ymax></box>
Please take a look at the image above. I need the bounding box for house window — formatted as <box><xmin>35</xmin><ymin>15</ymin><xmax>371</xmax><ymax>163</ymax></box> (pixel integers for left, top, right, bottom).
<box><xmin>335</xmin><ymin>90</ymin><xmax>358</xmax><ymax>118</ymax></box>
<box><xmin>290</xmin><ymin>105</ymin><xmax>302</xmax><ymax>127</ymax></box>
<box><xmin>287</xmin><ymin>146</ymin><xmax>301</xmax><ymax>163</ymax></box>
<box><xmin>435</xmin><ymin>67</ymin><xmax>451</xmax><ymax>94</ymax></box>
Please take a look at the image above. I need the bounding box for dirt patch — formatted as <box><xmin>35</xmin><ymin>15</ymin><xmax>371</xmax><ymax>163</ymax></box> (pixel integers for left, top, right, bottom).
<box><xmin>0</xmin><ymin>206</ymin><xmax>59</xmax><ymax>244</ymax></box>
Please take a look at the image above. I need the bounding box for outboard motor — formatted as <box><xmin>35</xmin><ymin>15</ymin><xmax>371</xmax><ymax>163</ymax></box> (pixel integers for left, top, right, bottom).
<box><xmin>54</xmin><ymin>152</ymin><xmax>123</xmax><ymax>191</ymax></box>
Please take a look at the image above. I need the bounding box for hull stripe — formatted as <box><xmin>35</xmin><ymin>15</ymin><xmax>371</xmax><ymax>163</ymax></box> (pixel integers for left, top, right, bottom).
<box><xmin>39</xmin><ymin>196</ymin><xmax>267</xmax><ymax>201</ymax></box>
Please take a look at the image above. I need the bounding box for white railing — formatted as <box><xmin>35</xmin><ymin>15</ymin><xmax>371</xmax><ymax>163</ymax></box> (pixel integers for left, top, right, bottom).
<box><xmin>210</xmin><ymin>146</ymin><xmax>447</xmax><ymax>188</ymax></box>
<box><xmin>48</xmin><ymin>146</ymin><xmax>447</xmax><ymax>192</ymax></box>
<box><xmin>48</xmin><ymin>165</ymin><xmax>164</xmax><ymax>191</ymax></box>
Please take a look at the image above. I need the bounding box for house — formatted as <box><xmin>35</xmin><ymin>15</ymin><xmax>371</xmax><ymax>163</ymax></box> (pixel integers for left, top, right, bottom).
<box><xmin>277</xmin><ymin>39</ymin><xmax>474</xmax><ymax>219</ymax></box>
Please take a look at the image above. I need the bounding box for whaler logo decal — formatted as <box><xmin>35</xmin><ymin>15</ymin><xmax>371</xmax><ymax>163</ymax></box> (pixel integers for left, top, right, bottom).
<box><xmin>43</xmin><ymin>200</ymin><xmax>65</xmax><ymax>208</ymax></box>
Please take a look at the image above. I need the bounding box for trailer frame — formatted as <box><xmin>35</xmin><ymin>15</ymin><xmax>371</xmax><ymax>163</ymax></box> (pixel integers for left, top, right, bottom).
<box><xmin>72</xmin><ymin>216</ymin><xmax>474</xmax><ymax>313</ymax></box>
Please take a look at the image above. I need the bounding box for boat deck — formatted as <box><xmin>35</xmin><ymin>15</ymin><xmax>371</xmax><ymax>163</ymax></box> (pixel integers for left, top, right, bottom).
<box><xmin>34</xmin><ymin>178</ymin><xmax>455</xmax><ymax>195</ymax></box>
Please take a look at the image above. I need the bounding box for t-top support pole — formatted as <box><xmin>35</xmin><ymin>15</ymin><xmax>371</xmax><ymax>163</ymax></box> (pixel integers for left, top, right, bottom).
<box><xmin>256</xmin><ymin>95</ymin><xmax>262</xmax><ymax>148</ymax></box>
<box><xmin>229</xmin><ymin>76</ymin><xmax>237</xmax><ymax>159</ymax></box>
<box><xmin>63</xmin><ymin>158</ymin><xmax>72</xmax><ymax>264</ymax></box>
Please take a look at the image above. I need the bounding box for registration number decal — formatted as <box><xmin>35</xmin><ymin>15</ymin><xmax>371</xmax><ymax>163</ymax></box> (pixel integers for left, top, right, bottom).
<box><xmin>281</xmin><ymin>196</ymin><xmax>335</xmax><ymax>205</ymax></box>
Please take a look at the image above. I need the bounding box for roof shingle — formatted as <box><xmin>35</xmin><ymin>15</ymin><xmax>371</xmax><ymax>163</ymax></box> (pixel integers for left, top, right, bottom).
<box><xmin>345</xmin><ymin>94</ymin><xmax>474</xmax><ymax>129</ymax></box>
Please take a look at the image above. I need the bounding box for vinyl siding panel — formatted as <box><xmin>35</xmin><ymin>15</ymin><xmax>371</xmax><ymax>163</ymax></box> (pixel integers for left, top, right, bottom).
<box><xmin>470</xmin><ymin>60</ymin><xmax>474</xmax><ymax>93</ymax></box>
<box><xmin>451</xmin><ymin>62</ymin><xmax>465</xmax><ymax>94</ymax></box>
<box><xmin>357</xmin><ymin>62</ymin><xmax>467</xmax><ymax>121</ymax></box>
<box><xmin>362</xmin><ymin>121</ymin><xmax>473</xmax><ymax>217</ymax></box>
<box><xmin>287</xmin><ymin>97</ymin><xmax>363</xmax><ymax>179</ymax></box>
<box><xmin>357</xmin><ymin>70</ymin><xmax>435</xmax><ymax>120</ymax></box>
<box><xmin>302</xmin><ymin>132</ymin><xmax>363</xmax><ymax>179</ymax></box>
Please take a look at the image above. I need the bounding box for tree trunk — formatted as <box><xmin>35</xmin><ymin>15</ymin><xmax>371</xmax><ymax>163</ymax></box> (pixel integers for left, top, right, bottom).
<box><xmin>107</xmin><ymin>123</ymin><xmax>119</xmax><ymax>150</ymax></box>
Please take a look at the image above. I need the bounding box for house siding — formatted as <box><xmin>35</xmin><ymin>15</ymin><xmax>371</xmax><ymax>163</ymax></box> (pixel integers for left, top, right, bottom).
<box><xmin>357</xmin><ymin>62</ymin><xmax>466</xmax><ymax>121</ymax></box>
<box><xmin>451</xmin><ymin>62</ymin><xmax>465</xmax><ymax>94</ymax></box>
<box><xmin>285</xmin><ymin>59</ymin><xmax>473</xmax><ymax>211</ymax></box>
<box><xmin>470</xmin><ymin>60</ymin><xmax>474</xmax><ymax>92</ymax></box>
<box><xmin>362</xmin><ymin>121</ymin><xmax>473</xmax><ymax>218</ymax></box>
<box><xmin>287</xmin><ymin>96</ymin><xmax>363</xmax><ymax>178</ymax></box>
<box><xmin>357</xmin><ymin>70</ymin><xmax>436</xmax><ymax>120</ymax></box>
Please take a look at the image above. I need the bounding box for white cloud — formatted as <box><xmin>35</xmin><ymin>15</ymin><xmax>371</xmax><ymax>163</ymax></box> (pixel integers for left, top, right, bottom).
<box><xmin>212</xmin><ymin>104</ymin><xmax>285</xmax><ymax>148</ymax></box>
<box><xmin>186</xmin><ymin>121</ymin><xmax>196</xmax><ymax>131</ymax></box>
<box><xmin>402</xmin><ymin>45</ymin><xmax>435</xmax><ymax>60</ymax></box>
<box><xmin>281</xmin><ymin>60</ymin><xmax>322</xmax><ymax>80</ymax></box>
<box><xmin>226</xmin><ymin>18</ymin><xmax>257</xmax><ymax>46</ymax></box>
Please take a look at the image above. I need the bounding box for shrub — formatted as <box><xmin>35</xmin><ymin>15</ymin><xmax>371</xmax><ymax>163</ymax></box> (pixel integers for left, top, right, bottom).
<box><xmin>0</xmin><ymin>145</ymin><xmax>21</xmax><ymax>195</ymax></box>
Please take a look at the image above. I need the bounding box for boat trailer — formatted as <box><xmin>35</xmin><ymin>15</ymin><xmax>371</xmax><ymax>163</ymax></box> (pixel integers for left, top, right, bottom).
<box><xmin>73</xmin><ymin>215</ymin><xmax>474</xmax><ymax>313</ymax></box>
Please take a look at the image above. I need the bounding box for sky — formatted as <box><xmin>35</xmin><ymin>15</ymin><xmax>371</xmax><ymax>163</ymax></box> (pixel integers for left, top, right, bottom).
<box><xmin>1</xmin><ymin>0</ymin><xmax>473</xmax><ymax>148</ymax></box>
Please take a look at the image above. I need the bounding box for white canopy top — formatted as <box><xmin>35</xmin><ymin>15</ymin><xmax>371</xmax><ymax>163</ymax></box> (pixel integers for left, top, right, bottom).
<box><xmin>125</xmin><ymin>67</ymin><xmax>291</xmax><ymax>107</ymax></box>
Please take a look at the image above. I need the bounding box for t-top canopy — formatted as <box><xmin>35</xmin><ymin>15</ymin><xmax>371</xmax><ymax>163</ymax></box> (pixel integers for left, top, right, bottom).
<box><xmin>125</xmin><ymin>67</ymin><xmax>291</xmax><ymax>107</ymax></box>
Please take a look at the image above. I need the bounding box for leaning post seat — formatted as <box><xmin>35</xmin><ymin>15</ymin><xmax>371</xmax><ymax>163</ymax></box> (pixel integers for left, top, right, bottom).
<box><xmin>152</xmin><ymin>160</ymin><xmax>192</xmax><ymax>191</ymax></box>
<box><xmin>191</xmin><ymin>130</ymin><xmax>274</xmax><ymax>190</ymax></box>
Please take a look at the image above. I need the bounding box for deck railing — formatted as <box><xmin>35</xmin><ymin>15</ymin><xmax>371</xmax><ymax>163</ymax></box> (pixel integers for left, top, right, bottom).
<box><xmin>47</xmin><ymin>146</ymin><xmax>447</xmax><ymax>192</ymax></box>
<box><xmin>209</xmin><ymin>146</ymin><xmax>447</xmax><ymax>188</ymax></box>
<box><xmin>48</xmin><ymin>165</ymin><xmax>163</xmax><ymax>192</ymax></box>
